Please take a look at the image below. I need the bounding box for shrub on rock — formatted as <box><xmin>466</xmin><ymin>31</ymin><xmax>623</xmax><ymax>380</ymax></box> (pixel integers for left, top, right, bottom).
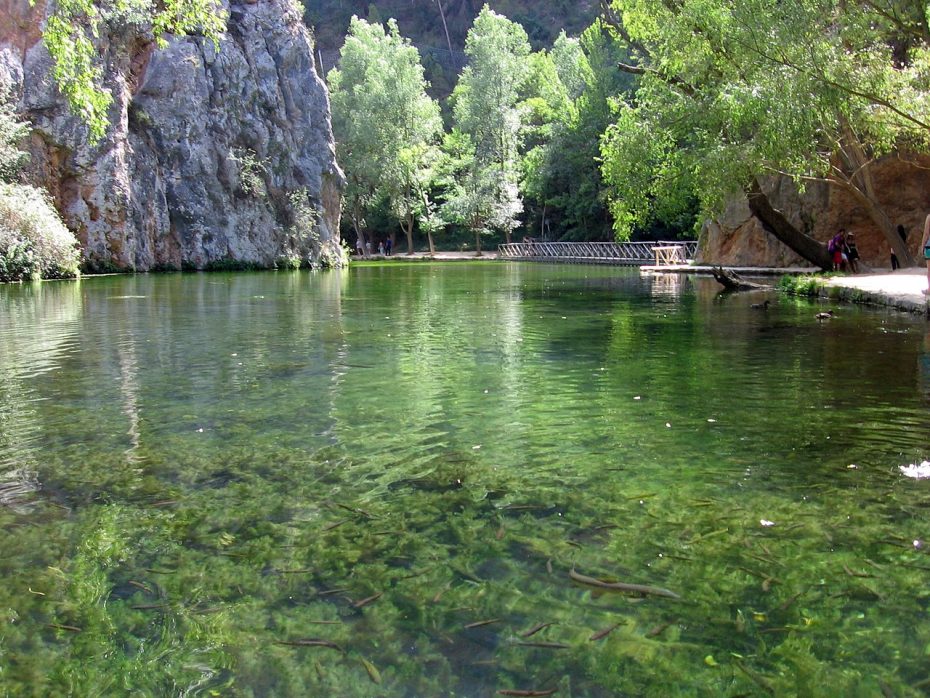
<box><xmin>0</xmin><ymin>182</ymin><xmax>80</xmax><ymax>282</ymax></box>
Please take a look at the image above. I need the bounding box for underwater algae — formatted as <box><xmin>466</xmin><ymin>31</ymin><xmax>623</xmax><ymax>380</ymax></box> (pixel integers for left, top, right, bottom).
<box><xmin>1</xmin><ymin>265</ymin><xmax>930</xmax><ymax>696</ymax></box>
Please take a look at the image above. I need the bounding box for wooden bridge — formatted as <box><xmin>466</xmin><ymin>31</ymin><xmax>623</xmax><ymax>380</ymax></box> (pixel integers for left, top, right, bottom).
<box><xmin>497</xmin><ymin>241</ymin><xmax>699</xmax><ymax>266</ymax></box>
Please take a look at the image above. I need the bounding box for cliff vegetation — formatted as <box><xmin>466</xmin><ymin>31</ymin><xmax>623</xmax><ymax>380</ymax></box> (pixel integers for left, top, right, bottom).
<box><xmin>0</xmin><ymin>87</ymin><xmax>79</xmax><ymax>282</ymax></box>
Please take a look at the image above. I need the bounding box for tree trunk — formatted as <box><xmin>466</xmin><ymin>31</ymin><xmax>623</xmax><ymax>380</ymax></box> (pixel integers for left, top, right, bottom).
<box><xmin>351</xmin><ymin>204</ymin><xmax>368</xmax><ymax>258</ymax></box>
<box><xmin>712</xmin><ymin>267</ymin><xmax>773</xmax><ymax>291</ymax></box>
<box><xmin>428</xmin><ymin>232</ymin><xmax>436</xmax><ymax>256</ymax></box>
<box><xmin>834</xmin><ymin>128</ymin><xmax>915</xmax><ymax>266</ymax></box>
<box><xmin>475</xmin><ymin>230</ymin><xmax>483</xmax><ymax>257</ymax></box>
<box><xmin>747</xmin><ymin>177</ymin><xmax>832</xmax><ymax>271</ymax></box>
<box><xmin>404</xmin><ymin>212</ymin><xmax>414</xmax><ymax>255</ymax></box>
<box><xmin>435</xmin><ymin>0</ymin><xmax>455</xmax><ymax>64</ymax></box>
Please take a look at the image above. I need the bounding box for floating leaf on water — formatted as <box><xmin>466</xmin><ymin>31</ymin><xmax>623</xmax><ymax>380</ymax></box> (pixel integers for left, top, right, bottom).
<box><xmin>704</xmin><ymin>655</ymin><xmax>718</xmax><ymax>667</ymax></box>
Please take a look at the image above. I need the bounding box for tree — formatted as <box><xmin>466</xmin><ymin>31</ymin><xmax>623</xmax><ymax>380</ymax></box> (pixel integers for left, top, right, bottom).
<box><xmin>41</xmin><ymin>0</ymin><xmax>227</xmax><ymax>142</ymax></box>
<box><xmin>522</xmin><ymin>24</ymin><xmax>640</xmax><ymax>241</ymax></box>
<box><xmin>445</xmin><ymin>5</ymin><xmax>531</xmax><ymax>248</ymax></box>
<box><xmin>598</xmin><ymin>0</ymin><xmax>930</xmax><ymax>267</ymax></box>
<box><xmin>328</xmin><ymin>17</ymin><xmax>443</xmax><ymax>254</ymax></box>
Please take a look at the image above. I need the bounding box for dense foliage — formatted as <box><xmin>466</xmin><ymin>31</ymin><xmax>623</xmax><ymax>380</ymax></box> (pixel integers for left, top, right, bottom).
<box><xmin>443</xmin><ymin>7</ymin><xmax>531</xmax><ymax>249</ymax></box>
<box><xmin>522</xmin><ymin>25</ymin><xmax>638</xmax><ymax>241</ymax></box>
<box><xmin>328</xmin><ymin>17</ymin><xmax>443</xmax><ymax>255</ymax></box>
<box><xmin>305</xmin><ymin>0</ymin><xmax>598</xmax><ymax>97</ymax></box>
<box><xmin>0</xmin><ymin>183</ymin><xmax>81</xmax><ymax>282</ymax></box>
<box><xmin>598</xmin><ymin>0</ymin><xmax>930</xmax><ymax>258</ymax></box>
<box><xmin>324</xmin><ymin>1</ymin><xmax>930</xmax><ymax>254</ymax></box>
<box><xmin>41</xmin><ymin>0</ymin><xmax>227</xmax><ymax>142</ymax></box>
<box><xmin>0</xmin><ymin>90</ymin><xmax>80</xmax><ymax>282</ymax></box>
<box><xmin>327</xmin><ymin>4</ymin><xmax>643</xmax><ymax>248</ymax></box>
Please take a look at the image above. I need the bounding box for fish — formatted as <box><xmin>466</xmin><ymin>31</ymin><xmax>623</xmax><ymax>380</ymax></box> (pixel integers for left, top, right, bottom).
<box><xmin>520</xmin><ymin>622</ymin><xmax>554</xmax><ymax>638</ymax></box>
<box><xmin>589</xmin><ymin>623</ymin><xmax>622</xmax><ymax>641</ymax></box>
<box><xmin>569</xmin><ymin>569</ymin><xmax>680</xmax><ymax>600</ymax></box>
<box><xmin>360</xmin><ymin>657</ymin><xmax>381</xmax><ymax>684</ymax></box>
<box><xmin>464</xmin><ymin>618</ymin><xmax>500</xmax><ymax>629</ymax></box>
<box><xmin>516</xmin><ymin>641</ymin><xmax>570</xmax><ymax>649</ymax></box>
<box><xmin>353</xmin><ymin>592</ymin><xmax>383</xmax><ymax>608</ymax></box>
<box><xmin>274</xmin><ymin>638</ymin><xmax>343</xmax><ymax>651</ymax></box>
<box><xmin>646</xmin><ymin>621</ymin><xmax>673</xmax><ymax>638</ymax></box>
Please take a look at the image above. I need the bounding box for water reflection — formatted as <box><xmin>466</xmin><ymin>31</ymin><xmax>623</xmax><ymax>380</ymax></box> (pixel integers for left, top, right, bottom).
<box><xmin>1</xmin><ymin>265</ymin><xmax>930</xmax><ymax>695</ymax></box>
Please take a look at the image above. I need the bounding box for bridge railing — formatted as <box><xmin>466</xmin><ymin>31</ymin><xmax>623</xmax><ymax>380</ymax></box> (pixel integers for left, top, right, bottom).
<box><xmin>497</xmin><ymin>241</ymin><xmax>698</xmax><ymax>265</ymax></box>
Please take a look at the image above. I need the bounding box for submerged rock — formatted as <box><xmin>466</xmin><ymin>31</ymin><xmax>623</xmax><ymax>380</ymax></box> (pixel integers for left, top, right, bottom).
<box><xmin>0</xmin><ymin>0</ymin><xmax>344</xmax><ymax>271</ymax></box>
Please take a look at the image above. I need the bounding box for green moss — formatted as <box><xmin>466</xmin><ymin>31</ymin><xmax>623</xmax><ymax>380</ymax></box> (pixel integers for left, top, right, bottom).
<box><xmin>203</xmin><ymin>258</ymin><xmax>263</xmax><ymax>272</ymax></box>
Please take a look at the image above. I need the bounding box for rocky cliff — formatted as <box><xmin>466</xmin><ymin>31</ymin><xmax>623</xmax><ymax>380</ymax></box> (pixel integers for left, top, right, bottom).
<box><xmin>0</xmin><ymin>0</ymin><xmax>344</xmax><ymax>271</ymax></box>
<box><xmin>699</xmin><ymin>159</ymin><xmax>930</xmax><ymax>269</ymax></box>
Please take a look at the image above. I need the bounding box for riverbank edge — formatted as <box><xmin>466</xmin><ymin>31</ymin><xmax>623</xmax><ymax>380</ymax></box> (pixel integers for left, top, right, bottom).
<box><xmin>645</xmin><ymin>264</ymin><xmax>930</xmax><ymax>317</ymax></box>
<box><xmin>797</xmin><ymin>274</ymin><xmax>929</xmax><ymax>316</ymax></box>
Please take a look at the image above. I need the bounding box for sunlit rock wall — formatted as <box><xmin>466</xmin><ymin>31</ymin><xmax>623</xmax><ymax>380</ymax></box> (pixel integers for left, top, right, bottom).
<box><xmin>698</xmin><ymin>158</ymin><xmax>930</xmax><ymax>269</ymax></box>
<box><xmin>0</xmin><ymin>0</ymin><xmax>344</xmax><ymax>271</ymax></box>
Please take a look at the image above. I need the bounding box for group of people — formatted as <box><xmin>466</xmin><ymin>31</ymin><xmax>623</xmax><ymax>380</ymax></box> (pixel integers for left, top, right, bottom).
<box><xmin>827</xmin><ymin>216</ymin><xmax>930</xmax><ymax>296</ymax></box>
<box><xmin>355</xmin><ymin>236</ymin><xmax>392</xmax><ymax>258</ymax></box>
<box><xmin>828</xmin><ymin>229</ymin><xmax>860</xmax><ymax>273</ymax></box>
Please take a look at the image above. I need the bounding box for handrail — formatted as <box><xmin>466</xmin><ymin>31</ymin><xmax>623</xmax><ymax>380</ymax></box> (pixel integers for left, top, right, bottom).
<box><xmin>498</xmin><ymin>241</ymin><xmax>697</xmax><ymax>265</ymax></box>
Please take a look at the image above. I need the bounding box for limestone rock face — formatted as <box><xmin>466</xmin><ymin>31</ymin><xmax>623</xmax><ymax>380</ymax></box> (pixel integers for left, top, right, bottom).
<box><xmin>0</xmin><ymin>0</ymin><xmax>344</xmax><ymax>271</ymax></box>
<box><xmin>698</xmin><ymin>159</ymin><xmax>930</xmax><ymax>269</ymax></box>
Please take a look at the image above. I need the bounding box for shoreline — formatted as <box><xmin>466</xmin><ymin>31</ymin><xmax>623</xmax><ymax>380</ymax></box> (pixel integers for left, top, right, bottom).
<box><xmin>645</xmin><ymin>265</ymin><xmax>930</xmax><ymax>316</ymax></box>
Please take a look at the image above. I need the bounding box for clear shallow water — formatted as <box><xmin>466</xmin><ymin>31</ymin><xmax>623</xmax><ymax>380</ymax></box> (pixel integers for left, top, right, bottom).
<box><xmin>2</xmin><ymin>264</ymin><xmax>930</xmax><ymax>696</ymax></box>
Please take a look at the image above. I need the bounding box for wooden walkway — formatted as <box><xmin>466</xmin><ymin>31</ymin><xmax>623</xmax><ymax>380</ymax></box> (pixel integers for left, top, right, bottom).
<box><xmin>498</xmin><ymin>241</ymin><xmax>698</xmax><ymax>266</ymax></box>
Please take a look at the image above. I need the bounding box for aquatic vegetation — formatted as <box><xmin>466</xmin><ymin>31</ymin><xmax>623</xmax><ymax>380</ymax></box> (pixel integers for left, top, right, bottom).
<box><xmin>778</xmin><ymin>274</ymin><xmax>824</xmax><ymax>297</ymax></box>
<box><xmin>1</xmin><ymin>266</ymin><xmax>929</xmax><ymax>695</ymax></box>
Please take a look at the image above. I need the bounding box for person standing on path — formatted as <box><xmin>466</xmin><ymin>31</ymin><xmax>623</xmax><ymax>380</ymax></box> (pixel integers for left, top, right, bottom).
<box><xmin>845</xmin><ymin>232</ymin><xmax>860</xmax><ymax>273</ymax></box>
<box><xmin>892</xmin><ymin>225</ymin><xmax>907</xmax><ymax>270</ymax></box>
<box><xmin>922</xmin><ymin>214</ymin><xmax>930</xmax><ymax>294</ymax></box>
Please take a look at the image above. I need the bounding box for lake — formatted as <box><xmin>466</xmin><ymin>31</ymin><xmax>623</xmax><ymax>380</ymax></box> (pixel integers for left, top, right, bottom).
<box><xmin>2</xmin><ymin>263</ymin><xmax>930</xmax><ymax>696</ymax></box>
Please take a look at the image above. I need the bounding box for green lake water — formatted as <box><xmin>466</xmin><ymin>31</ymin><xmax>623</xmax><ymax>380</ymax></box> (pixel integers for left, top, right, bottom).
<box><xmin>2</xmin><ymin>263</ymin><xmax>930</xmax><ymax>696</ymax></box>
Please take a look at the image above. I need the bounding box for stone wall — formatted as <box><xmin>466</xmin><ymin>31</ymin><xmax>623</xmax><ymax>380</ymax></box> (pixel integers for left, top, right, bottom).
<box><xmin>0</xmin><ymin>0</ymin><xmax>344</xmax><ymax>271</ymax></box>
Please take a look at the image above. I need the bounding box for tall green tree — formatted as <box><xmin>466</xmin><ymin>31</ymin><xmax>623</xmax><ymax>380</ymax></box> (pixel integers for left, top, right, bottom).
<box><xmin>444</xmin><ymin>5</ymin><xmax>531</xmax><ymax>249</ymax></box>
<box><xmin>522</xmin><ymin>24</ymin><xmax>639</xmax><ymax>241</ymax></box>
<box><xmin>328</xmin><ymin>17</ymin><xmax>443</xmax><ymax>254</ymax></box>
<box><xmin>41</xmin><ymin>0</ymin><xmax>227</xmax><ymax>142</ymax></box>
<box><xmin>598</xmin><ymin>0</ymin><xmax>930</xmax><ymax>266</ymax></box>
